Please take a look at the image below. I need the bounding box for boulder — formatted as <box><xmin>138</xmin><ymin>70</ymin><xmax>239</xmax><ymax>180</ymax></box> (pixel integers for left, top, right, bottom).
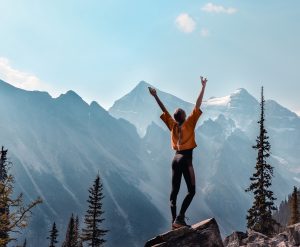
<box><xmin>145</xmin><ymin>218</ymin><xmax>224</xmax><ymax>247</ymax></box>
<box><xmin>224</xmin><ymin>224</ymin><xmax>300</xmax><ymax>247</ymax></box>
<box><xmin>223</xmin><ymin>231</ymin><xmax>248</xmax><ymax>247</ymax></box>
<box><xmin>286</xmin><ymin>222</ymin><xmax>300</xmax><ymax>245</ymax></box>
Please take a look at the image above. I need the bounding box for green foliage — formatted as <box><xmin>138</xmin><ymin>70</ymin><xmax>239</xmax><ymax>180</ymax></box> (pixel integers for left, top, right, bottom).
<box><xmin>82</xmin><ymin>174</ymin><xmax>108</xmax><ymax>247</ymax></box>
<box><xmin>62</xmin><ymin>214</ymin><xmax>82</xmax><ymax>247</ymax></box>
<box><xmin>245</xmin><ymin>87</ymin><xmax>278</xmax><ymax>236</ymax></box>
<box><xmin>47</xmin><ymin>222</ymin><xmax>59</xmax><ymax>247</ymax></box>
<box><xmin>0</xmin><ymin>146</ymin><xmax>42</xmax><ymax>246</ymax></box>
<box><xmin>62</xmin><ymin>214</ymin><xmax>75</xmax><ymax>247</ymax></box>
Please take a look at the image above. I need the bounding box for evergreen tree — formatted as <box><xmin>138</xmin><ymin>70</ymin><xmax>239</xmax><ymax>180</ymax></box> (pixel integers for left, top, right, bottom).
<box><xmin>47</xmin><ymin>222</ymin><xmax>59</xmax><ymax>247</ymax></box>
<box><xmin>74</xmin><ymin>215</ymin><xmax>83</xmax><ymax>247</ymax></box>
<box><xmin>0</xmin><ymin>146</ymin><xmax>9</xmax><ymax>245</ymax></box>
<box><xmin>62</xmin><ymin>214</ymin><xmax>77</xmax><ymax>247</ymax></box>
<box><xmin>0</xmin><ymin>146</ymin><xmax>8</xmax><ymax>181</ymax></box>
<box><xmin>0</xmin><ymin>146</ymin><xmax>42</xmax><ymax>246</ymax></box>
<box><xmin>289</xmin><ymin>186</ymin><xmax>300</xmax><ymax>225</ymax></box>
<box><xmin>245</xmin><ymin>87</ymin><xmax>278</xmax><ymax>236</ymax></box>
<box><xmin>82</xmin><ymin>174</ymin><xmax>108</xmax><ymax>247</ymax></box>
<box><xmin>273</xmin><ymin>198</ymin><xmax>289</xmax><ymax>229</ymax></box>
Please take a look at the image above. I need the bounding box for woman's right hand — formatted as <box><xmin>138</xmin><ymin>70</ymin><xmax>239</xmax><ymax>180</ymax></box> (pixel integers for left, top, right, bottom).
<box><xmin>148</xmin><ymin>87</ymin><xmax>157</xmax><ymax>96</ymax></box>
<box><xmin>200</xmin><ymin>76</ymin><xmax>208</xmax><ymax>87</ymax></box>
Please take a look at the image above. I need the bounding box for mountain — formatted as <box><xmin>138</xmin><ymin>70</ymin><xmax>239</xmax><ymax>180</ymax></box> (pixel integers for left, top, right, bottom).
<box><xmin>108</xmin><ymin>84</ymin><xmax>260</xmax><ymax>136</ymax></box>
<box><xmin>1</xmin><ymin>79</ymin><xmax>300</xmax><ymax>245</ymax></box>
<box><xmin>109</xmin><ymin>81</ymin><xmax>194</xmax><ymax>136</ymax></box>
<box><xmin>110</xmin><ymin>81</ymin><xmax>300</xmax><ymax>234</ymax></box>
<box><xmin>0</xmin><ymin>79</ymin><xmax>166</xmax><ymax>247</ymax></box>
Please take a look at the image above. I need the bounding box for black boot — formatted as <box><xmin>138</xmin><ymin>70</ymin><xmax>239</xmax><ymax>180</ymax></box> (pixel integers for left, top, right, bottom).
<box><xmin>172</xmin><ymin>215</ymin><xmax>191</xmax><ymax>229</ymax></box>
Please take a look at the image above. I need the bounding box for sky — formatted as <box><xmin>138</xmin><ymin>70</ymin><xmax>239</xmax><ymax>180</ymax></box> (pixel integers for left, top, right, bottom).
<box><xmin>0</xmin><ymin>0</ymin><xmax>299</xmax><ymax>115</ymax></box>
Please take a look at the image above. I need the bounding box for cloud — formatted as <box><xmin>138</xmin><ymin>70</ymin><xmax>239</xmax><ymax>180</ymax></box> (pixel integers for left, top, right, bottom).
<box><xmin>175</xmin><ymin>13</ymin><xmax>196</xmax><ymax>33</ymax></box>
<box><xmin>200</xmin><ymin>28</ymin><xmax>210</xmax><ymax>37</ymax></box>
<box><xmin>202</xmin><ymin>3</ymin><xmax>237</xmax><ymax>14</ymax></box>
<box><xmin>0</xmin><ymin>57</ymin><xmax>57</xmax><ymax>96</ymax></box>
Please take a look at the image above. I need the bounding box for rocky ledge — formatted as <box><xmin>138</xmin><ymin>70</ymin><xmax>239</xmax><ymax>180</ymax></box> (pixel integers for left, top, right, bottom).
<box><xmin>224</xmin><ymin>223</ymin><xmax>300</xmax><ymax>247</ymax></box>
<box><xmin>144</xmin><ymin>218</ymin><xmax>224</xmax><ymax>247</ymax></box>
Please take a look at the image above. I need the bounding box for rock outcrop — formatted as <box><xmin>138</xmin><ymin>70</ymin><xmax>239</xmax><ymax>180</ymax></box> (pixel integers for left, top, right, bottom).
<box><xmin>145</xmin><ymin>218</ymin><xmax>224</xmax><ymax>247</ymax></box>
<box><xmin>224</xmin><ymin>223</ymin><xmax>300</xmax><ymax>247</ymax></box>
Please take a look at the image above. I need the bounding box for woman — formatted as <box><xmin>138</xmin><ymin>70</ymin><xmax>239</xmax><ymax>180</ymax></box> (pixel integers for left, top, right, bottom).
<box><xmin>148</xmin><ymin>76</ymin><xmax>207</xmax><ymax>229</ymax></box>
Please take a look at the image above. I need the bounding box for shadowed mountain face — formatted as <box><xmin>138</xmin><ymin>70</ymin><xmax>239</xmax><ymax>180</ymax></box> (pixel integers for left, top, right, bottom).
<box><xmin>0</xmin><ymin>80</ymin><xmax>166</xmax><ymax>247</ymax></box>
<box><xmin>1</xmin><ymin>79</ymin><xmax>300</xmax><ymax>245</ymax></box>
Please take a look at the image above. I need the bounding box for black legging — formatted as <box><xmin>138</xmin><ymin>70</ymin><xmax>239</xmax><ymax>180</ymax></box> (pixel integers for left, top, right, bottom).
<box><xmin>170</xmin><ymin>149</ymin><xmax>196</xmax><ymax>222</ymax></box>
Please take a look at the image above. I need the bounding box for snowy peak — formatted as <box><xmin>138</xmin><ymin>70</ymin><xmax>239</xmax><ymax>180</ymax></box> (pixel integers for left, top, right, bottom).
<box><xmin>229</xmin><ymin>88</ymin><xmax>258</xmax><ymax>106</ymax></box>
<box><xmin>128</xmin><ymin>80</ymin><xmax>154</xmax><ymax>97</ymax></box>
<box><xmin>205</xmin><ymin>95</ymin><xmax>231</xmax><ymax>106</ymax></box>
<box><xmin>205</xmin><ymin>88</ymin><xmax>258</xmax><ymax>108</ymax></box>
<box><xmin>109</xmin><ymin>80</ymin><xmax>194</xmax><ymax>136</ymax></box>
<box><xmin>135</xmin><ymin>80</ymin><xmax>153</xmax><ymax>90</ymax></box>
<box><xmin>231</xmin><ymin>88</ymin><xmax>250</xmax><ymax>97</ymax></box>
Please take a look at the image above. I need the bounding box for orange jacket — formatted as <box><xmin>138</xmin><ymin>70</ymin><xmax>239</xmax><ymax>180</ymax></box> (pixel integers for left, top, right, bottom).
<box><xmin>160</xmin><ymin>107</ymin><xmax>202</xmax><ymax>151</ymax></box>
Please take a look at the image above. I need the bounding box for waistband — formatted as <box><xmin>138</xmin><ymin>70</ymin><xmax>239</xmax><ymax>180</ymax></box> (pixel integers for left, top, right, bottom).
<box><xmin>175</xmin><ymin>148</ymin><xmax>193</xmax><ymax>157</ymax></box>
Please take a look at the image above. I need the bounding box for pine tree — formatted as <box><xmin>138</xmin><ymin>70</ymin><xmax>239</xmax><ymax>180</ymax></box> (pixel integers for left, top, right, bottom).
<box><xmin>47</xmin><ymin>222</ymin><xmax>59</xmax><ymax>247</ymax></box>
<box><xmin>0</xmin><ymin>146</ymin><xmax>8</xmax><ymax>181</ymax></box>
<box><xmin>74</xmin><ymin>215</ymin><xmax>83</xmax><ymax>247</ymax></box>
<box><xmin>245</xmin><ymin>87</ymin><xmax>278</xmax><ymax>236</ymax></box>
<box><xmin>82</xmin><ymin>174</ymin><xmax>108</xmax><ymax>247</ymax></box>
<box><xmin>289</xmin><ymin>186</ymin><xmax>300</xmax><ymax>225</ymax></box>
<box><xmin>62</xmin><ymin>214</ymin><xmax>77</xmax><ymax>247</ymax></box>
<box><xmin>0</xmin><ymin>146</ymin><xmax>42</xmax><ymax>246</ymax></box>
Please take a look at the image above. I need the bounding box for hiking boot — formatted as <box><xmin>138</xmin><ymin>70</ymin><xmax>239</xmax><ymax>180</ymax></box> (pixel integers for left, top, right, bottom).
<box><xmin>172</xmin><ymin>215</ymin><xmax>190</xmax><ymax>229</ymax></box>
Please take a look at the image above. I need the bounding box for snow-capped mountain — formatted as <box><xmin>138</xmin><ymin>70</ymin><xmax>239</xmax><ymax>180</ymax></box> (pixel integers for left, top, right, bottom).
<box><xmin>1</xmin><ymin>79</ymin><xmax>300</xmax><ymax>246</ymax></box>
<box><xmin>110</xmin><ymin>81</ymin><xmax>300</xmax><ymax>233</ymax></box>
<box><xmin>109</xmin><ymin>82</ymin><xmax>260</xmax><ymax>136</ymax></box>
<box><xmin>109</xmin><ymin>81</ymin><xmax>194</xmax><ymax>136</ymax></box>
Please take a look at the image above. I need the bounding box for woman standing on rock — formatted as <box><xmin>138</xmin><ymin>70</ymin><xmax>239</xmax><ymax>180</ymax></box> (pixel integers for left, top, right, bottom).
<box><xmin>148</xmin><ymin>76</ymin><xmax>207</xmax><ymax>229</ymax></box>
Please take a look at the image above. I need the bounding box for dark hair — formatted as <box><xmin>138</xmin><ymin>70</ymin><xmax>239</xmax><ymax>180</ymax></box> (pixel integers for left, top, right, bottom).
<box><xmin>174</xmin><ymin>108</ymin><xmax>184</xmax><ymax>124</ymax></box>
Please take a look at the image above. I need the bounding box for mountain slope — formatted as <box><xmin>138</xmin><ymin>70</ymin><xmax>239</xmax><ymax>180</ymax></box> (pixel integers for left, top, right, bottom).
<box><xmin>0</xmin><ymin>79</ymin><xmax>166</xmax><ymax>247</ymax></box>
<box><xmin>1</xmin><ymin>79</ymin><xmax>300</xmax><ymax>244</ymax></box>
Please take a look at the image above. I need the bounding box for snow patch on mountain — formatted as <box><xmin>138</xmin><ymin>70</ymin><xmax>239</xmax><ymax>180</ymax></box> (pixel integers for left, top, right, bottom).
<box><xmin>206</xmin><ymin>95</ymin><xmax>231</xmax><ymax>106</ymax></box>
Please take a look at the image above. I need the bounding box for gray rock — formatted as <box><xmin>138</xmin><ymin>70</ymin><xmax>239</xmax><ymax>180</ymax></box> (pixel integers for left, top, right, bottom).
<box><xmin>223</xmin><ymin>231</ymin><xmax>248</xmax><ymax>247</ymax></box>
<box><xmin>224</xmin><ymin>225</ymin><xmax>300</xmax><ymax>247</ymax></box>
<box><xmin>286</xmin><ymin>222</ymin><xmax>300</xmax><ymax>245</ymax></box>
<box><xmin>145</xmin><ymin>218</ymin><xmax>224</xmax><ymax>247</ymax></box>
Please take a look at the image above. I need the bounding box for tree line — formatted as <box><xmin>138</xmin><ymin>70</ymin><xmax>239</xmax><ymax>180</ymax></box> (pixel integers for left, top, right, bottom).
<box><xmin>0</xmin><ymin>146</ymin><xmax>108</xmax><ymax>247</ymax></box>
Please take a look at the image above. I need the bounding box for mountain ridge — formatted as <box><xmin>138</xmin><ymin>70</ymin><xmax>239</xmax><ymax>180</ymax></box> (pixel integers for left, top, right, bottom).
<box><xmin>1</xmin><ymin>78</ymin><xmax>300</xmax><ymax>245</ymax></box>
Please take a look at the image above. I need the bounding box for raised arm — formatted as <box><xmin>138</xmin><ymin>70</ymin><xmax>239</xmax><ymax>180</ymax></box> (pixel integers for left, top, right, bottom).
<box><xmin>195</xmin><ymin>76</ymin><xmax>207</xmax><ymax>109</ymax></box>
<box><xmin>148</xmin><ymin>87</ymin><xmax>168</xmax><ymax>113</ymax></box>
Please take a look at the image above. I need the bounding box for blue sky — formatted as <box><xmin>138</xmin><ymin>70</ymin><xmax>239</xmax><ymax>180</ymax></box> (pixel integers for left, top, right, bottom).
<box><xmin>0</xmin><ymin>1</ymin><xmax>299</xmax><ymax>114</ymax></box>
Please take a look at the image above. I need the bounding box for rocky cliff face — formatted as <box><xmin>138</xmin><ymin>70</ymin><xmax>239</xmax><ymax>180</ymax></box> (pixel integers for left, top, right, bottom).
<box><xmin>145</xmin><ymin>218</ymin><xmax>224</xmax><ymax>247</ymax></box>
<box><xmin>224</xmin><ymin>223</ymin><xmax>300</xmax><ymax>247</ymax></box>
